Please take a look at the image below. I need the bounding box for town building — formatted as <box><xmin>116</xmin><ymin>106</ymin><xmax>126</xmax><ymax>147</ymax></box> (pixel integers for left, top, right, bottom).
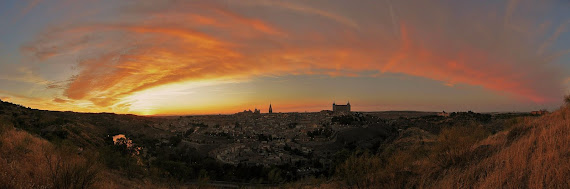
<box><xmin>333</xmin><ymin>102</ymin><xmax>351</xmax><ymax>113</ymax></box>
<box><xmin>437</xmin><ymin>111</ymin><xmax>450</xmax><ymax>117</ymax></box>
<box><xmin>531</xmin><ymin>110</ymin><xmax>549</xmax><ymax>115</ymax></box>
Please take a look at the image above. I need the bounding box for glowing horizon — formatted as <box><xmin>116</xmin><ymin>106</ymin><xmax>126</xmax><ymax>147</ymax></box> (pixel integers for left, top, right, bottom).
<box><xmin>0</xmin><ymin>0</ymin><xmax>569</xmax><ymax>115</ymax></box>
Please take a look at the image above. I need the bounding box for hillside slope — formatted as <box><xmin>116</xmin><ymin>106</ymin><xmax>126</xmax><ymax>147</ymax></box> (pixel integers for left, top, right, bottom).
<box><xmin>325</xmin><ymin>106</ymin><xmax>569</xmax><ymax>189</ymax></box>
<box><xmin>0</xmin><ymin>120</ymin><xmax>177</xmax><ymax>188</ymax></box>
<box><xmin>0</xmin><ymin>122</ymin><xmax>98</xmax><ymax>188</ymax></box>
<box><xmin>430</xmin><ymin>106</ymin><xmax>570</xmax><ymax>188</ymax></box>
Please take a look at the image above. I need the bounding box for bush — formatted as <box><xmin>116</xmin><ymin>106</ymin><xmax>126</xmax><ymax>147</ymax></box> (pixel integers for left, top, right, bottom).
<box><xmin>99</xmin><ymin>145</ymin><xmax>143</xmax><ymax>176</ymax></box>
<box><xmin>432</xmin><ymin>124</ymin><xmax>489</xmax><ymax>167</ymax></box>
<box><xmin>45</xmin><ymin>153</ymin><xmax>100</xmax><ymax>189</ymax></box>
<box><xmin>335</xmin><ymin>151</ymin><xmax>381</xmax><ymax>188</ymax></box>
<box><xmin>0</xmin><ymin>126</ymin><xmax>99</xmax><ymax>188</ymax></box>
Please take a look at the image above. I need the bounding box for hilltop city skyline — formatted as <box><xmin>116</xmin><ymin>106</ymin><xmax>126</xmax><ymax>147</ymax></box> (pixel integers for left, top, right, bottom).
<box><xmin>0</xmin><ymin>1</ymin><xmax>569</xmax><ymax>188</ymax></box>
<box><xmin>238</xmin><ymin>102</ymin><xmax>352</xmax><ymax>115</ymax></box>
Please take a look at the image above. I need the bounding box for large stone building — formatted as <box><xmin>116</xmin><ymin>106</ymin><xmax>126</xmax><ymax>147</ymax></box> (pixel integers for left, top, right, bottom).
<box><xmin>237</xmin><ymin>108</ymin><xmax>260</xmax><ymax>115</ymax></box>
<box><xmin>333</xmin><ymin>102</ymin><xmax>351</xmax><ymax>113</ymax></box>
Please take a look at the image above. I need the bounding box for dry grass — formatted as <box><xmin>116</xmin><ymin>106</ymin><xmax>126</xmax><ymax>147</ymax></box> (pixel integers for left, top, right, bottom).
<box><xmin>0</xmin><ymin>122</ymin><xmax>100</xmax><ymax>188</ymax></box>
<box><xmin>0</xmin><ymin>122</ymin><xmax>213</xmax><ymax>189</ymax></box>
<box><xmin>428</xmin><ymin>106</ymin><xmax>570</xmax><ymax>189</ymax></box>
<box><xmin>0</xmin><ymin>124</ymin><xmax>53</xmax><ymax>188</ymax></box>
<box><xmin>335</xmin><ymin>151</ymin><xmax>382</xmax><ymax>188</ymax></box>
<box><xmin>319</xmin><ymin>106</ymin><xmax>570</xmax><ymax>189</ymax></box>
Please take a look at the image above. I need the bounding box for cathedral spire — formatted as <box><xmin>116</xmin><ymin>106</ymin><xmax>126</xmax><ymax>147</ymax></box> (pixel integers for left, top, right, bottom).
<box><xmin>269</xmin><ymin>103</ymin><xmax>273</xmax><ymax>114</ymax></box>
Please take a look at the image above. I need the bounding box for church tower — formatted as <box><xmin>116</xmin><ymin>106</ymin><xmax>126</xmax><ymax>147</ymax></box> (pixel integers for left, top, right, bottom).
<box><xmin>269</xmin><ymin>103</ymin><xmax>273</xmax><ymax>114</ymax></box>
<box><xmin>333</xmin><ymin>102</ymin><xmax>336</xmax><ymax>112</ymax></box>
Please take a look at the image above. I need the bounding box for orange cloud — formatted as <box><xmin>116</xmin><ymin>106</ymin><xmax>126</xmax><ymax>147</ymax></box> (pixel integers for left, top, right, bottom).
<box><xmin>378</xmin><ymin>24</ymin><xmax>552</xmax><ymax>102</ymax></box>
<box><xmin>21</xmin><ymin>0</ymin><xmax>566</xmax><ymax>114</ymax></box>
<box><xmin>0</xmin><ymin>97</ymin><xmax>11</xmax><ymax>102</ymax></box>
<box><xmin>53</xmin><ymin>98</ymin><xmax>68</xmax><ymax>103</ymax></box>
<box><xmin>211</xmin><ymin>7</ymin><xmax>286</xmax><ymax>36</ymax></box>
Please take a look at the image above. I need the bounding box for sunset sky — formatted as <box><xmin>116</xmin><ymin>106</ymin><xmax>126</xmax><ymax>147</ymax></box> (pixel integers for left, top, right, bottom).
<box><xmin>1</xmin><ymin>0</ymin><xmax>569</xmax><ymax>115</ymax></box>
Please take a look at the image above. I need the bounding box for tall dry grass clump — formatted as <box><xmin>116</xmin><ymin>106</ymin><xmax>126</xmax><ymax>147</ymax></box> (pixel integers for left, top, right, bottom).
<box><xmin>430</xmin><ymin>106</ymin><xmax>570</xmax><ymax>188</ymax></box>
<box><xmin>0</xmin><ymin>123</ymin><xmax>52</xmax><ymax>188</ymax></box>
<box><xmin>0</xmin><ymin>122</ymin><xmax>99</xmax><ymax>188</ymax></box>
<box><xmin>335</xmin><ymin>151</ymin><xmax>382</xmax><ymax>188</ymax></box>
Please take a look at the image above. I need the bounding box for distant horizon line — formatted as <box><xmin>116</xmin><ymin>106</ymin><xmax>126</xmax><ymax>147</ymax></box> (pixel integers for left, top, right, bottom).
<box><xmin>148</xmin><ymin>110</ymin><xmax>535</xmax><ymax>117</ymax></box>
<box><xmin>0</xmin><ymin>99</ymin><xmax>547</xmax><ymax>117</ymax></box>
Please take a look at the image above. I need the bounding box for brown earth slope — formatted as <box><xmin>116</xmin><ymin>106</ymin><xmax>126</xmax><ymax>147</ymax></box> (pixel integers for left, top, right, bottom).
<box><xmin>322</xmin><ymin>106</ymin><xmax>569</xmax><ymax>189</ymax></box>
<box><xmin>429</xmin><ymin>106</ymin><xmax>570</xmax><ymax>188</ymax></box>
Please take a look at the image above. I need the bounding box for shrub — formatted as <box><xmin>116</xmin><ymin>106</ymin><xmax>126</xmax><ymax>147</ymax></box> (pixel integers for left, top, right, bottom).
<box><xmin>45</xmin><ymin>152</ymin><xmax>100</xmax><ymax>189</ymax></box>
<box><xmin>432</xmin><ymin>124</ymin><xmax>489</xmax><ymax>167</ymax></box>
<box><xmin>0</xmin><ymin>126</ymin><xmax>99</xmax><ymax>188</ymax></box>
<box><xmin>335</xmin><ymin>151</ymin><xmax>381</xmax><ymax>188</ymax></box>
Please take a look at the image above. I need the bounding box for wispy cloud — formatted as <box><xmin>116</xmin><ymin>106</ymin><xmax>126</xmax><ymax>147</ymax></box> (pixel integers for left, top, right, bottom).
<box><xmin>52</xmin><ymin>97</ymin><xmax>69</xmax><ymax>103</ymax></box>
<box><xmin>504</xmin><ymin>0</ymin><xmax>520</xmax><ymax>27</ymax></box>
<box><xmin>537</xmin><ymin>20</ymin><xmax>569</xmax><ymax>55</ymax></box>
<box><xmin>236</xmin><ymin>0</ymin><xmax>359</xmax><ymax>29</ymax></box>
<box><xmin>564</xmin><ymin>77</ymin><xmax>570</xmax><ymax>84</ymax></box>
<box><xmin>0</xmin><ymin>66</ymin><xmax>48</xmax><ymax>84</ymax></box>
<box><xmin>20</xmin><ymin>0</ymin><xmax>569</xmax><ymax>113</ymax></box>
<box><xmin>385</xmin><ymin>0</ymin><xmax>399</xmax><ymax>36</ymax></box>
<box><xmin>20</xmin><ymin>0</ymin><xmax>42</xmax><ymax>16</ymax></box>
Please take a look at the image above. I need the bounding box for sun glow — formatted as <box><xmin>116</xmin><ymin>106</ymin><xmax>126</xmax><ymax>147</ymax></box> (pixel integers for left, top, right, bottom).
<box><xmin>119</xmin><ymin>79</ymin><xmax>243</xmax><ymax>115</ymax></box>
